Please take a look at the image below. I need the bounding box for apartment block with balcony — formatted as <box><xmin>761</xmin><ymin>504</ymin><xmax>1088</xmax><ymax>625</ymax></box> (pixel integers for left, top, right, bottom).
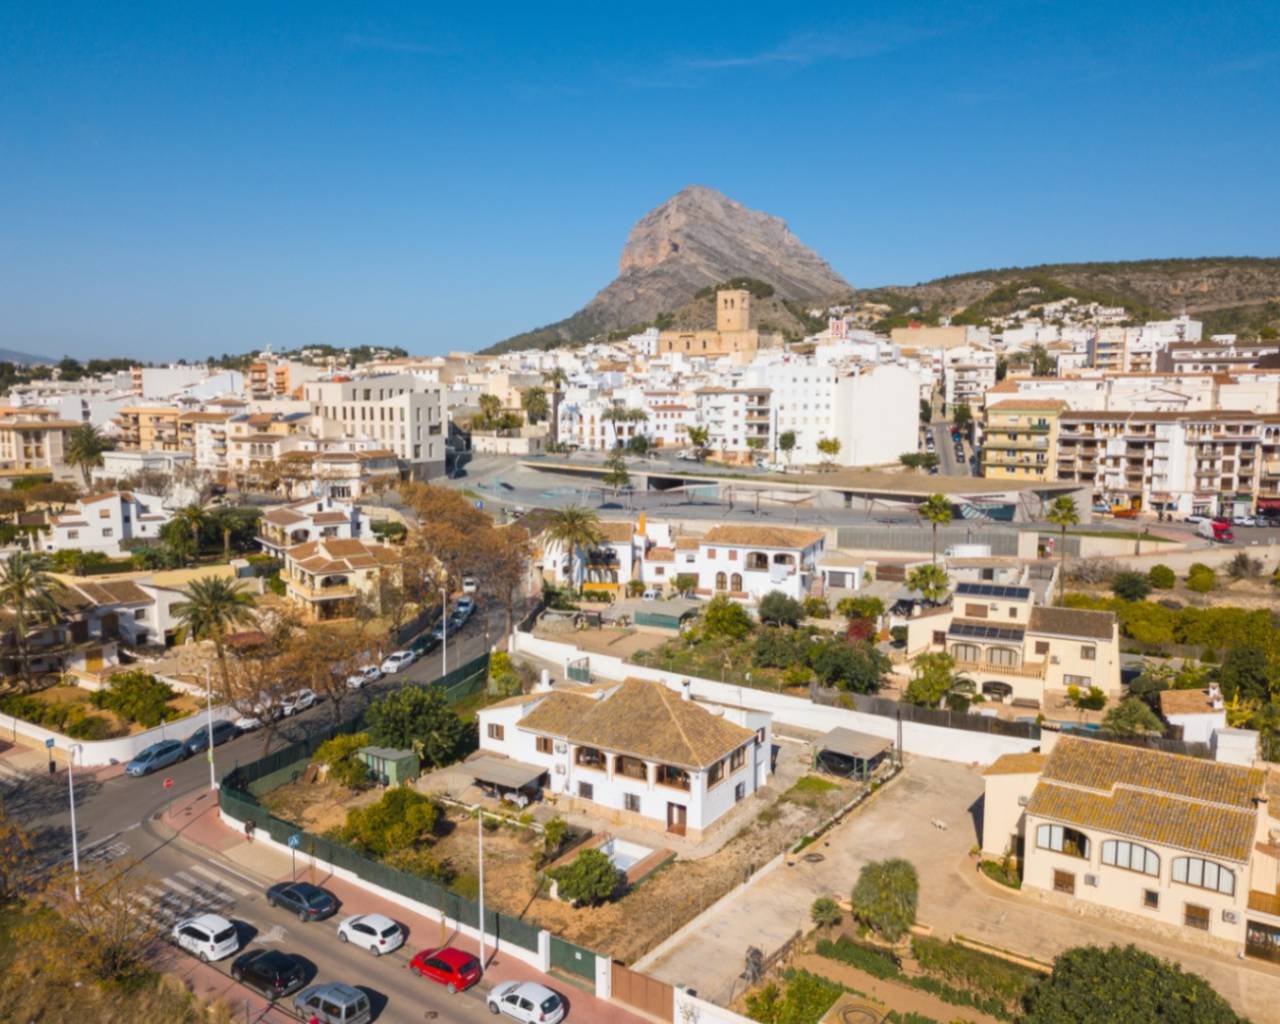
<box><xmin>905</xmin><ymin>582</ymin><xmax>1120</xmax><ymax>709</ymax></box>
<box><xmin>281</xmin><ymin>536</ymin><xmax>400</xmax><ymax>621</ymax></box>
<box><xmin>305</xmin><ymin>374</ymin><xmax>445</xmax><ymax>480</ymax></box>
<box><xmin>0</xmin><ymin>407</ymin><xmax>80</xmax><ymax>482</ymax></box>
<box><xmin>476</xmin><ymin>678</ymin><xmax>772</xmax><ymax>842</ymax></box>
<box><xmin>114</xmin><ymin>406</ymin><xmax>181</xmax><ymax>452</ymax></box>
<box><xmin>694</xmin><ymin>386</ymin><xmax>773</xmax><ymax>462</ymax></box>
<box><xmin>982</xmin><ymin>735</ymin><xmax>1280</xmax><ymax>961</ymax></box>
<box><xmin>981</xmin><ymin>400</ymin><xmax>1064</xmax><ymax>482</ymax></box>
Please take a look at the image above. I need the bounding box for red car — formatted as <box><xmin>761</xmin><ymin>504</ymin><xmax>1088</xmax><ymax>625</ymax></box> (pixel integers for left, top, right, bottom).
<box><xmin>409</xmin><ymin>946</ymin><xmax>482</xmax><ymax>993</ymax></box>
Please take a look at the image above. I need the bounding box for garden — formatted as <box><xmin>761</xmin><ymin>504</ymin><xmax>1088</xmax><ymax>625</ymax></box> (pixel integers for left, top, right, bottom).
<box><xmin>0</xmin><ymin>670</ymin><xmax>199</xmax><ymax>740</ymax></box>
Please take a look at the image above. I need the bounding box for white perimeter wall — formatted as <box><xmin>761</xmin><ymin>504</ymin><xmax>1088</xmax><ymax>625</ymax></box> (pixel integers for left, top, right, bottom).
<box><xmin>512</xmin><ymin>631</ymin><xmax>1038</xmax><ymax>765</ymax></box>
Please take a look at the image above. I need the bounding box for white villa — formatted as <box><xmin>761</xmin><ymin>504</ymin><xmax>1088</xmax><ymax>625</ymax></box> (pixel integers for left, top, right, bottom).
<box><xmin>475</xmin><ymin>678</ymin><xmax>772</xmax><ymax>841</ymax></box>
<box><xmin>41</xmin><ymin>491</ymin><xmax>172</xmax><ymax>558</ymax></box>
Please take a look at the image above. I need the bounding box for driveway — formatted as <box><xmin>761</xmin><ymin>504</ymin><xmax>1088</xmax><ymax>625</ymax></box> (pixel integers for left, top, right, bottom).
<box><xmin>639</xmin><ymin>756</ymin><xmax>1280</xmax><ymax>1022</ymax></box>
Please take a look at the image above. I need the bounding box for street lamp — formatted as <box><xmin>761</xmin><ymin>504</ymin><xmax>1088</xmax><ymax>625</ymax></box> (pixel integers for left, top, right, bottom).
<box><xmin>477</xmin><ymin>811</ymin><xmax>486</xmax><ymax>971</ymax></box>
<box><xmin>441</xmin><ymin>583</ymin><xmax>449</xmax><ymax>677</ymax></box>
<box><xmin>67</xmin><ymin>742</ymin><xmax>83</xmax><ymax>902</ymax></box>
<box><xmin>205</xmin><ymin>666</ymin><xmax>218</xmax><ymax>791</ymax></box>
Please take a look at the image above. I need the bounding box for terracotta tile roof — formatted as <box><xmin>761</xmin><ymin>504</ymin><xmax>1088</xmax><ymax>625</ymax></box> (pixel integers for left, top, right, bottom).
<box><xmin>1159</xmin><ymin>689</ymin><xmax>1222</xmax><ymax>717</ymax></box>
<box><xmin>311</xmin><ymin>512</ymin><xmax>351</xmax><ymax>525</ymax></box>
<box><xmin>647</xmin><ymin>547</ymin><xmax>675</xmax><ymax>562</ymax></box>
<box><xmin>986</xmin><ymin>399</ymin><xmax>1068</xmax><ymax>412</ymax></box>
<box><xmin>263</xmin><ymin>508</ymin><xmax>308</xmax><ymax>526</ymax></box>
<box><xmin>69</xmin><ymin>580</ymin><xmax>153</xmax><ymax>606</ymax></box>
<box><xmin>596</xmin><ymin>521</ymin><xmax>635</xmax><ymax>543</ymax></box>
<box><xmin>518</xmin><ymin>678</ymin><xmax>754</xmax><ymax>770</ymax></box>
<box><xmin>286</xmin><ymin>537</ymin><xmax>399</xmax><ymax>574</ymax></box>
<box><xmin>1029</xmin><ymin>606</ymin><xmax>1115</xmax><ymax>640</ymax></box>
<box><xmin>1026</xmin><ymin>736</ymin><xmax>1263</xmax><ymax>862</ymax></box>
<box><xmin>674</xmin><ymin>537</ymin><xmax>700</xmax><ymax>550</ymax></box>
<box><xmin>982</xmin><ymin>752</ymin><xmax>1047</xmax><ymax>776</ymax></box>
<box><xmin>701</xmin><ymin>525</ymin><xmax>825</xmax><ymax>550</ymax></box>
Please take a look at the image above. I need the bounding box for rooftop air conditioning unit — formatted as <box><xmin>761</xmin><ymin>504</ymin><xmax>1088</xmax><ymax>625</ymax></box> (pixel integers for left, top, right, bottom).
<box><xmin>1084</xmin><ymin>874</ymin><xmax>1100</xmax><ymax>888</ymax></box>
<box><xmin>1223</xmin><ymin>910</ymin><xmax>1240</xmax><ymax>924</ymax></box>
<box><xmin>1017</xmin><ymin>795</ymin><xmax>1029</xmax><ymax>807</ymax></box>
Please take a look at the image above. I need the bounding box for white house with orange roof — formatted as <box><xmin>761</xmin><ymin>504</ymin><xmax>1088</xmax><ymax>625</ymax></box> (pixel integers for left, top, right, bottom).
<box><xmin>41</xmin><ymin>491</ymin><xmax>172</xmax><ymax>557</ymax></box>
<box><xmin>257</xmin><ymin>497</ymin><xmax>373</xmax><ymax>557</ymax></box>
<box><xmin>692</xmin><ymin>524</ymin><xmax>826</xmax><ymax>603</ymax></box>
<box><xmin>281</xmin><ymin>536</ymin><xmax>401</xmax><ymax>621</ymax></box>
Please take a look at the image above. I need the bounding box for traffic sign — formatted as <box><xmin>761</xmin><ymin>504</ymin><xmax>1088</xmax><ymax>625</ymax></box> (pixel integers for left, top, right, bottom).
<box><xmin>474</xmin><ymin>499</ymin><xmax>485</xmax><ymax>510</ymax></box>
<box><xmin>163</xmin><ymin>777</ymin><xmax>174</xmax><ymax>790</ymax></box>
<box><xmin>288</xmin><ymin>833</ymin><xmax>301</xmax><ymax>849</ymax></box>
<box><xmin>44</xmin><ymin>737</ymin><xmax>55</xmax><ymax>749</ymax></box>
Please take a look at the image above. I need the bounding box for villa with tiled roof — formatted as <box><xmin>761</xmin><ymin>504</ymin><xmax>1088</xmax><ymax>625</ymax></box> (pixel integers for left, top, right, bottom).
<box><xmin>476</xmin><ymin>678</ymin><xmax>772</xmax><ymax>841</ymax></box>
<box><xmin>257</xmin><ymin>496</ymin><xmax>373</xmax><ymax>556</ymax></box>
<box><xmin>982</xmin><ymin>734</ymin><xmax>1280</xmax><ymax>958</ymax></box>
<box><xmin>280</xmin><ymin>535</ymin><xmax>401</xmax><ymax>621</ymax></box>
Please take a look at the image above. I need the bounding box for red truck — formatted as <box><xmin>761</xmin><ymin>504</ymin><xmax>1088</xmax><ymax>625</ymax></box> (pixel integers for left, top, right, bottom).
<box><xmin>1197</xmin><ymin>518</ymin><xmax>1235</xmax><ymax>543</ymax></box>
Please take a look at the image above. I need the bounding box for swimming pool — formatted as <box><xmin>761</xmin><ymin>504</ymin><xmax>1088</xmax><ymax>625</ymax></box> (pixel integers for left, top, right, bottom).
<box><xmin>600</xmin><ymin>837</ymin><xmax>653</xmax><ymax>872</ymax></box>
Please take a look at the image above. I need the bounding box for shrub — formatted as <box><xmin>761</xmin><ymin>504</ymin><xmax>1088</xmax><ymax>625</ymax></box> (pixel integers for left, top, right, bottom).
<box><xmin>746</xmin><ymin>970</ymin><xmax>843</xmax><ymax>1024</ymax></box>
<box><xmin>314</xmin><ymin>732</ymin><xmax>371</xmax><ymax>789</ymax></box>
<box><xmin>1110</xmin><ymin>571</ymin><xmax>1151</xmax><ymax>602</ymax></box>
<box><xmin>810</xmin><ymin>896</ymin><xmax>842</xmax><ymax>930</ymax></box>
<box><xmin>911</xmin><ymin>935</ymin><xmax>1039</xmax><ymax>1007</ymax></box>
<box><xmin>759</xmin><ymin>591</ymin><xmax>803</xmax><ymax>627</ymax></box>
<box><xmin>66</xmin><ymin>714</ymin><xmax>115</xmax><ymax>740</ymax></box>
<box><xmin>1066</xmin><ymin>684</ymin><xmax>1107</xmax><ymax>711</ymax></box>
<box><xmin>1186</xmin><ymin>563</ymin><xmax>1217</xmax><ymax>593</ymax></box>
<box><xmin>836</xmin><ymin>596</ymin><xmax>884</xmax><ymax>621</ymax></box>
<box><xmin>385</xmin><ymin>847</ymin><xmax>455</xmax><ymax>884</ymax></box>
<box><xmin>979</xmin><ymin>858</ymin><xmax>1021</xmax><ymax>889</ymax></box>
<box><xmin>851</xmin><ymin>858</ymin><xmax>918</xmax><ymax>942</ymax></box>
<box><xmin>1066</xmin><ymin>558</ymin><xmax>1115</xmax><ymax>584</ymax></box>
<box><xmin>889</xmin><ymin>625</ymin><xmax>908</xmax><ymax>646</ymax></box>
<box><xmin>265</xmin><ymin>575</ymin><xmax>287</xmax><ymax>596</ymax></box>
<box><xmin>1226</xmin><ymin>552</ymin><xmax>1263</xmax><ymax>580</ymax></box>
<box><xmin>542</xmin><ymin>816</ymin><xmax>568</xmax><ymax>857</ymax></box>
<box><xmin>338</xmin><ymin>787</ymin><xmax>440</xmax><ymax>857</ymax></box>
<box><xmin>802</xmin><ymin>597</ymin><xmax>830</xmax><ymax>619</ymax></box>
<box><xmin>1147</xmin><ymin>564</ymin><xmax>1176</xmax><ymax>589</ymax></box>
<box><xmin>92</xmin><ymin>670</ymin><xmax>178</xmax><ymax>727</ymax></box>
<box><xmin>782</xmin><ymin>664</ymin><xmax>813</xmax><ymax>688</ymax></box>
<box><xmin>703</xmin><ymin>595</ymin><xmax>753</xmax><ymax>639</ymax></box>
<box><xmin>552</xmin><ymin>848</ymin><xmax>621</xmax><ymax>906</ymax></box>
<box><xmin>816</xmin><ymin>935</ymin><xmax>900</xmax><ymax>980</ymax></box>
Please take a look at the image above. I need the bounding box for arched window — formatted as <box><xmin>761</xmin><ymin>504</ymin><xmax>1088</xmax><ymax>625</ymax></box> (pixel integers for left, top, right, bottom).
<box><xmin>730</xmin><ymin>573</ymin><xmax>743</xmax><ymax>592</ymax></box>
<box><xmin>746</xmin><ymin>551</ymin><xmax>769</xmax><ymax>571</ymax></box>
<box><xmin>1036</xmin><ymin>824</ymin><xmax>1090</xmax><ymax>859</ymax></box>
<box><xmin>1102</xmin><ymin>839</ymin><xmax>1159</xmax><ymax>876</ymax></box>
<box><xmin>987</xmin><ymin>647</ymin><xmax>1021</xmax><ymax>668</ymax></box>
<box><xmin>951</xmin><ymin>643</ymin><xmax>981</xmax><ymax>663</ymax></box>
<box><xmin>1173</xmin><ymin>856</ymin><xmax>1235</xmax><ymax>896</ymax></box>
<box><xmin>715</xmin><ymin>572</ymin><xmax>727</xmax><ymax>591</ymax></box>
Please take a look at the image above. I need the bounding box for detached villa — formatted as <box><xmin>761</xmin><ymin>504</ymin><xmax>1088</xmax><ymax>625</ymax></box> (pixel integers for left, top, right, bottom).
<box><xmin>476</xmin><ymin>678</ymin><xmax>772</xmax><ymax>841</ymax></box>
<box><xmin>982</xmin><ymin>733</ymin><xmax>1280</xmax><ymax>962</ymax></box>
<box><xmin>281</xmin><ymin>537</ymin><xmax>400</xmax><ymax>621</ymax></box>
<box><xmin>257</xmin><ymin>497</ymin><xmax>373</xmax><ymax>557</ymax></box>
<box><xmin>41</xmin><ymin>491</ymin><xmax>172</xmax><ymax>558</ymax></box>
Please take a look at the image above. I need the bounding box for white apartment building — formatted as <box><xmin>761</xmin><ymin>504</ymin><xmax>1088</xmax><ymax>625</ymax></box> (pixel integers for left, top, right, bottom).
<box><xmin>305</xmin><ymin>374</ymin><xmax>445</xmax><ymax>479</ymax></box>
<box><xmin>943</xmin><ymin>345</ymin><xmax>997</xmax><ymax>411</ymax></box>
<box><xmin>256</xmin><ymin>497</ymin><xmax>373</xmax><ymax>557</ymax></box>
<box><xmin>476</xmin><ymin>678</ymin><xmax>772</xmax><ymax>841</ymax></box>
<box><xmin>695</xmin><ymin>386</ymin><xmax>772</xmax><ymax>460</ymax></box>
<box><xmin>42</xmin><ymin>491</ymin><xmax>172</xmax><ymax>557</ymax></box>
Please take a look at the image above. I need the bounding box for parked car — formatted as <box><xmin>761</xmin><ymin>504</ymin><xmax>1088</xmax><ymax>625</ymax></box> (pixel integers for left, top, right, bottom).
<box><xmin>281</xmin><ymin>688</ymin><xmax>317</xmax><ymax>716</ymax></box>
<box><xmin>487</xmin><ymin>981</ymin><xmax>567</xmax><ymax>1023</ymax></box>
<box><xmin>641</xmin><ymin>588</ymin><xmax>662</xmax><ymax>601</ymax></box>
<box><xmin>172</xmin><ymin>912</ymin><xmax>240</xmax><ymax>961</ymax></box>
<box><xmin>345</xmin><ymin>665</ymin><xmax>382</xmax><ymax>689</ymax></box>
<box><xmin>461</xmin><ymin>576</ymin><xmax>478</xmax><ymax>594</ymax></box>
<box><xmin>409</xmin><ymin>946</ymin><xmax>482</xmax><ymax>993</ymax></box>
<box><xmin>380</xmin><ymin>650</ymin><xmax>416</xmax><ymax>674</ymax></box>
<box><xmin>676</xmin><ymin>450</ymin><xmax>699</xmax><ymax>461</ymax></box>
<box><xmin>336</xmin><ymin>912</ymin><xmax>404</xmax><ymax>956</ymax></box>
<box><xmin>126</xmin><ymin>739</ymin><xmax>186</xmax><ymax>777</ymax></box>
<box><xmin>230</xmin><ymin>948</ymin><xmax>306</xmax><ymax>999</ymax></box>
<box><xmin>266</xmin><ymin>881</ymin><xmax>337</xmax><ymax>921</ymax></box>
<box><xmin>293</xmin><ymin>982</ymin><xmax>372</xmax><ymax>1024</ymax></box>
<box><xmin>183</xmin><ymin>719</ymin><xmax>239</xmax><ymax>757</ymax></box>
<box><xmin>233</xmin><ymin>712</ymin><xmax>264</xmax><ymax>732</ymax></box>
<box><xmin>454</xmin><ymin>596</ymin><xmax>476</xmax><ymax>618</ymax></box>
<box><xmin>1184</xmin><ymin>513</ymin><xmax>1207</xmax><ymax>524</ymax></box>
<box><xmin>1233</xmin><ymin>515</ymin><xmax>1258</xmax><ymax>527</ymax></box>
<box><xmin>410</xmin><ymin>633</ymin><xmax>440</xmax><ymax>657</ymax></box>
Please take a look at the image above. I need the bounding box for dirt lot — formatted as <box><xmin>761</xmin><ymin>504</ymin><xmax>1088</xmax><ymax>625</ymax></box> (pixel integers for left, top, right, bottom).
<box><xmin>263</xmin><ymin>778</ymin><xmax>383</xmax><ymax>834</ymax></box>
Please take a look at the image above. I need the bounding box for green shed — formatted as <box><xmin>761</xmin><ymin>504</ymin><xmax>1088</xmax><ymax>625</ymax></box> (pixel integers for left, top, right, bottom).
<box><xmin>357</xmin><ymin>746</ymin><xmax>420</xmax><ymax>786</ymax></box>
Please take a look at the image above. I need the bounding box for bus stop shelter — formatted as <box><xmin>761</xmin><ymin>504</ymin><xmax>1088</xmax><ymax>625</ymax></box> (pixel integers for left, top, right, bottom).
<box><xmin>813</xmin><ymin>727</ymin><xmax>893</xmax><ymax>780</ymax></box>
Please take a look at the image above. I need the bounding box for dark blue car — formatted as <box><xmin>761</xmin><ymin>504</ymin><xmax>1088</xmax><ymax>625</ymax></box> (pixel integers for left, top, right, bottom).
<box><xmin>126</xmin><ymin>739</ymin><xmax>185</xmax><ymax>777</ymax></box>
<box><xmin>183</xmin><ymin>719</ymin><xmax>239</xmax><ymax>757</ymax></box>
<box><xmin>266</xmin><ymin>881</ymin><xmax>337</xmax><ymax>922</ymax></box>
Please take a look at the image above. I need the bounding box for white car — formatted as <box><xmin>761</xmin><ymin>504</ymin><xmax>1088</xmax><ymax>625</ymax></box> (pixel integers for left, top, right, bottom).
<box><xmin>172</xmin><ymin>913</ymin><xmax>240</xmax><ymax>961</ymax></box>
<box><xmin>345</xmin><ymin>665</ymin><xmax>382</xmax><ymax>690</ymax></box>
<box><xmin>233</xmin><ymin>713</ymin><xmax>263</xmax><ymax>732</ymax></box>
<box><xmin>281</xmin><ymin>688</ymin><xmax>317</xmax><ymax>716</ymax></box>
<box><xmin>380</xmin><ymin>650</ymin><xmax>416</xmax><ymax>674</ymax></box>
<box><xmin>461</xmin><ymin>576</ymin><xmax>478</xmax><ymax>594</ymax></box>
<box><xmin>487</xmin><ymin>981</ymin><xmax>566</xmax><ymax>1023</ymax></box>
<box><xmin>336</xmin><ymin>912</ymin><xmax>404</xmax><ymax>956</ymax></box>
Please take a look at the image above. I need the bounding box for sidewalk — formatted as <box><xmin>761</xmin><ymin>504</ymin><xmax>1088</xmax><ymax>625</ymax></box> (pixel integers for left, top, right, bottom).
<box><xmin>160</xmin><ymin>789</ymin><xmax>645</xmax><ymax>1024</ymax></box>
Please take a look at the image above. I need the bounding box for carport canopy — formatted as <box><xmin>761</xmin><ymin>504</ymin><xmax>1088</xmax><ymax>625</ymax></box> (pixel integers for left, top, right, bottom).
<box><xmin>467</xmin><ymin>754</ymin><xmax>546</xmax><ymax>791</ymax></box>
<box><xmin>818</xmin><ymin>727</ymin><xmax>892</xmax><ymax>762</ymax></box>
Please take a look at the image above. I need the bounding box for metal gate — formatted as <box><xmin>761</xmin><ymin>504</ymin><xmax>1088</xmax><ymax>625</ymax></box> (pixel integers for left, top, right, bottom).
<box><xmin>611</xmin><ymin>961</ymin><xmax>673</xmax><ymax>1022</ymax></box>
<box><xmin>549</xmin><ymin>935</ymin><xmax>596</xmax><ymax>980</ymax></box>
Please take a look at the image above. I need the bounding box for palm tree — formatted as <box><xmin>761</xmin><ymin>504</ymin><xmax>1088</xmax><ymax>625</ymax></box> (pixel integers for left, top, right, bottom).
<box><xmin>173</xmin><ymin>576</ymin><xmax>257</xmax><ymax>697</ymax></box>
<box><xmin>0</xmin><ymin>552</ymin><xmax>64</xmax><ymax>691</ymax></box>
<box><xmin>64</xmin><ymin>423</ymin><xmax>110</xmax><ymax>488</ymax></box>
<box><xmin>545</xmin><ymin>506</ymin><xmax>603</xmax><ymax>591</ymax></box>
<box><xmin>175</xmin><ymin>504</ymin><xmax>207</xmax><ymax>561</ymax></box>
<box><xmin>905</xmin><ymin>563</ymin><xmax>950</xmax><ymax>606</ymax></box>
<box><xmin>685</xmin><ymin>425</ymin><xmax>710</xmax><ymax>462</ymax></box>
<box><xmin>1046</xmin><ymin>496</ymin><xmax>1080</xmax><ymax>604</ymax></box>
<box><xmin>543</xmin><ymin>368</ymin><xmax>568</xmax><ymax>448</ymax></box>
<box><xmin>476</xmin><ymin>393</ymin><xmax>502</xmax><ymax>429</ymax></box>
<box><xmin>521</xmin><ymin>386</ymin><xmax>549</xmax><ymax>424</ymax></box>
<box><xmin>918</xmin><ymin>494</ymin><xmax>953</xmax><ymax>565</ymax></box>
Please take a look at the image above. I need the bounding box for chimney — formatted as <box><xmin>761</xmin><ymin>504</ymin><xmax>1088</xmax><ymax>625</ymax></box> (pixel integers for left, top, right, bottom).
<box><xmin>538</xmin><ymin>669</ymin><xmax>552</xmax><ymax>693</ymax></box>
<box><xmin>681</xmin><ymin>679</ymin><xmax>692</xmax><ymax>701</ymax></box>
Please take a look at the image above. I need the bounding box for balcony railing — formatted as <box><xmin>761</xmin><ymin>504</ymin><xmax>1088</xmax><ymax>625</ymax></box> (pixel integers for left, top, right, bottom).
<box><xmin>952</xmin><ymin>657</ymin><xmax>1047</xmax><ymax>680</ymax></box>
<box><xmin>288</xmin><ymin>579</ymin><xmax>357</xmax><ymax>601</ymax></box>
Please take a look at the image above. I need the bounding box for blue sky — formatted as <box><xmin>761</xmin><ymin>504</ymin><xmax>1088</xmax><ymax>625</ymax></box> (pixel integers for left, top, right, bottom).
<box><xmin>2</xmin><ymin>2</ymin><xmax>1278</xmax><ymax>362</ymax></box>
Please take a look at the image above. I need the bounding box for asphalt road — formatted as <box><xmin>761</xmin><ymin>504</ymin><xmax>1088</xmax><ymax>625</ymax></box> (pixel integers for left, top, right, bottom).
<box><xmin>11</xmin><ymin>606</ymin><xmax>509</xmax><ymax>1023</ymax></box>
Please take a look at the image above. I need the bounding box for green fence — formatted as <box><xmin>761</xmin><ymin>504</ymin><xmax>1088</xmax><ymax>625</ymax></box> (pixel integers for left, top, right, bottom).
<box><xmin>219</xmin><ymin>649</ymin><xmax>549</xmax><ymax>957</ymax></box>
<box><xmin>550</xmin><ymin>935</ymin><xmax>598</xmax><ymax>980</ymax></box>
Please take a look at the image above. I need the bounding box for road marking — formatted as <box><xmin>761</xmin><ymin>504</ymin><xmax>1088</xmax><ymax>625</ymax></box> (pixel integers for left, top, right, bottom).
<box><xmin>189</xmin><ymin>862</ymin><xmax>252</xmax><ymax>896</ymax></box>
<box><xmin>198</xmin><ymin>857</ymin><xmax>264</xmax><ymax>890</ymax></box>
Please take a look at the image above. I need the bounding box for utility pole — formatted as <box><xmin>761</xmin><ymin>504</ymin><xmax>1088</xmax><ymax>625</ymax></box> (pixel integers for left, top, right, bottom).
<box><xmin>68</xmin><ymin>742</ymin><xmax>83</xmax><ymax>901</ymax></box>
<box><xmin>477</xmin><ymin>811</ymin><xmax>486</xmax><ymax>970</ymax></box>
<box><xmin>205</xmin><ymin>666</ymin><xmax>217</xmax><ymax>791</ymax></box>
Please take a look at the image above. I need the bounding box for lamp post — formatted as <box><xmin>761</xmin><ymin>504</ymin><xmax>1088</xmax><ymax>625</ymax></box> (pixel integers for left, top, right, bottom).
<box><xmin>441</xmin><ymin>584</ymin><xmax>449</xmax><ymax>677</ymax></box>
<box><xmin>203</xmin><ymin>665</ymin><xmax>218</xmax><ymax>791</ymax></box>
<box><xmin>477</xmin><ymin>811</ymin><xmax>486</xmax><ymax>971</ymax></box>
<box><xmin>67</xmin><ymin>742</ymin><xmax>83</xmax><ymax>902</ymax></box>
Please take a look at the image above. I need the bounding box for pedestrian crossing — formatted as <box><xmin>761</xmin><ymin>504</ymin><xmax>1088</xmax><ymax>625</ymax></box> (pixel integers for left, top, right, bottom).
<box><xmin>137</xmin><ymin>862</ymin><xmax>255</xmax><ymax>931</ymax></box>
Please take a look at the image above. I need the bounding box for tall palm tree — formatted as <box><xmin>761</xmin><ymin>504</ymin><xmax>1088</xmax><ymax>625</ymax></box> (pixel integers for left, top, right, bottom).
<box><xmin>545</xmin><ymin>506</ymin><xmax>603</xmax><ymax>591</ymax></box>
<box><xmin>173</xmin><ymin>576</ymin><xmax>257</xmax><ymax>697</ymax></box>
<box><xmin>64</xmin><ymin>423</ymin><xmax>110</xmax><ymax>488</ymax></box>
<box><xmin>918</xmin><ymin>494</ymin><xmax>953</xmax><ymax>565</ymax></box>
<box><xmin>477</xmin><ymin>394</ymin><xmax>502</xmax><ymax>429</ymax></box>
<box><xmin>1046</xmin><ymin>496</ymin><xmax>1080</xmax><ymax>604</ymax></box>
<box><xmin>543</xmin><ymin>368</ymin><xmax>568</xmax><ymax>448</ymax></box>
<box><xmin>0</xmin><ymin>552</ymin><xmax>64</xmax><ymax>691</ymax></box>
<box><xmin>521</xmin><ymin>386</ymin><xmax>549</xmax><ymax>425</ymax></box>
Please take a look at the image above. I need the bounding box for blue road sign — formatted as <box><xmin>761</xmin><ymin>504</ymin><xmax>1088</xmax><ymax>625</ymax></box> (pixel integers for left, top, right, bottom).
<box><xmin>288</xmin><ymin>833</ymin><xmax>301</xmax><ymax>849</ymax></box>
<box><xmin>44</xmin><ymin>737</ymin><xmax>55</xmax><ymax>749</ymax></box>
<box><xmin>474</xmin><ymin>499</ymin><xmax>484</xmax><ymax>510</ymax></box>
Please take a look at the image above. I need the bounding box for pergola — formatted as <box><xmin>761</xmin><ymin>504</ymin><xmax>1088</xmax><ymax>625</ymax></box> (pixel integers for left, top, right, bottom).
<box><xmin>813</xmin><ymin>727</ymin><xmax>893</xmax><ymax>780</ymax></box>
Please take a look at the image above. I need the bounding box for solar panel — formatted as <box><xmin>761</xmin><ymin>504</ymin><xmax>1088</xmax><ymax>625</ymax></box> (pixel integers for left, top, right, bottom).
<box><xmin>948</xmin><ymin>622</ymin><xmax>1026</xmax><ymax>642</ymax></box>
<box><xmin>954</xmin><ymin>582</ymin><xmax>1030</xmax><ymax>600</ymax></box>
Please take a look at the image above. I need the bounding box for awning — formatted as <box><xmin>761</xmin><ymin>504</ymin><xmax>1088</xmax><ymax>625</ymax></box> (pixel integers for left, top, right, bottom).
<box><xmin>817</xmin><ymin>727</ymin><xmax>892</xmax><ymax>762</ymax></box>
<box><xmin>467</xmin><ymin>754</ymin><xmax>547</xmax><ymax>791</ymax></box>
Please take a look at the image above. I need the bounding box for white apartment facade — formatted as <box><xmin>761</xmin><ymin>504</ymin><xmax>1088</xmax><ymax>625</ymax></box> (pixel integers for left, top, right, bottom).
<box><xmin>305</xmin><ymin>374</ymin><xmax>446</xmax><ymax>480</ymax></box>
<box><xmin>42</xmin><ymin>491</ymin><xmax>172</xmax><ymax>557</ymax></box>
